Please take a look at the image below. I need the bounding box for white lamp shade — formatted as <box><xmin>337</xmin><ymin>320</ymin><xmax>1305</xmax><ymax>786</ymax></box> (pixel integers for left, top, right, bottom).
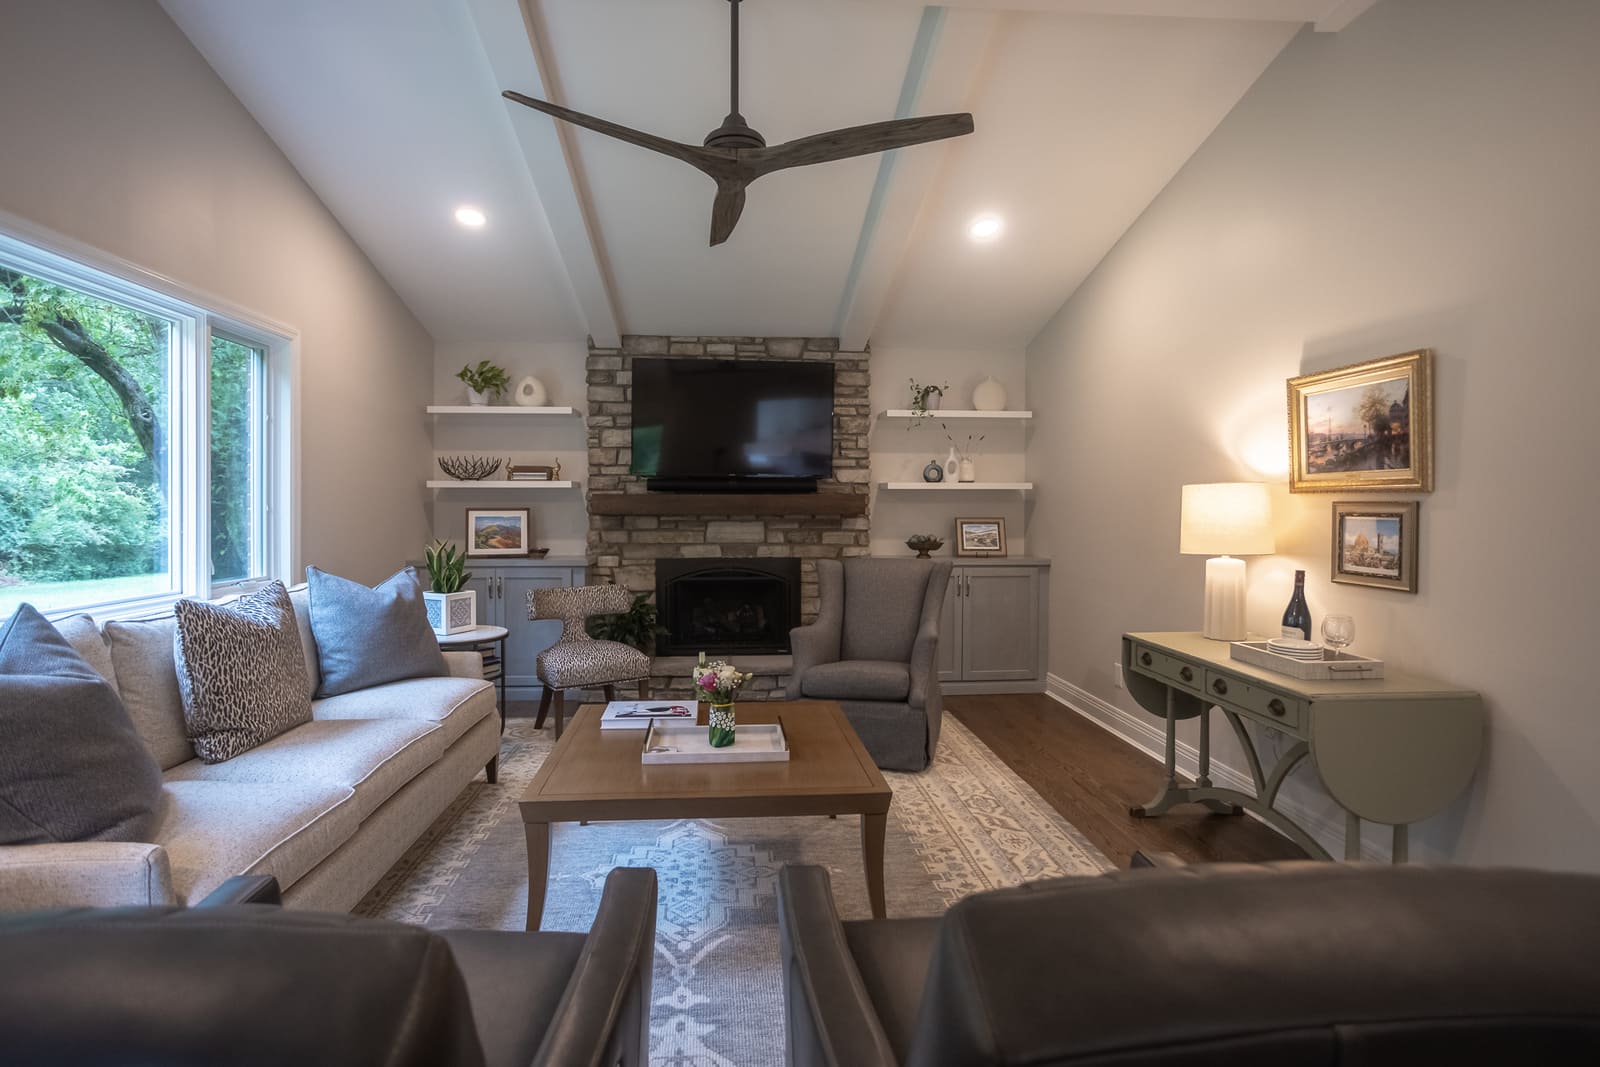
<box><xmin>1179</xmin><ymin>482</ymin><xmax>1275</xmax><ymax>556</ymax></box>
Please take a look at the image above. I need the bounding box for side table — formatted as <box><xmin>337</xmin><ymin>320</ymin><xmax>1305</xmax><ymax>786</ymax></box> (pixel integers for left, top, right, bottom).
<box><xmin>438</xmin><ymin>624</ymin><xmax>510</xmax><ymax>732</ymax></box>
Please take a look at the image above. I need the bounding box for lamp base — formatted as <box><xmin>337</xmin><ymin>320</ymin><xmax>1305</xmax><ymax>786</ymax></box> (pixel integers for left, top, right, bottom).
<box><xmin>1201</xmin><ymin>555</ymin><xmax>1248</xmax><ymax>642</ymax></box>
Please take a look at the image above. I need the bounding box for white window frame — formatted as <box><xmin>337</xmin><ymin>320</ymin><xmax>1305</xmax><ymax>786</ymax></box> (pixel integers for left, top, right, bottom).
<box><xmin>0</xmin><ymin>213</ymin><xmax>300</xmax><ymax>620</ymax></box>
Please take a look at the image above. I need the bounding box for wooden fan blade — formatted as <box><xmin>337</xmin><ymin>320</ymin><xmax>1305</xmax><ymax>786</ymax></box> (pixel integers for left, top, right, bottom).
<box><xmin>709</xmin><ymin>181</ymin><xmax>748</xmax><ymax>246</ymax></box>
<box><xmin>745</xmin><ymin>113</ymin><xmax>973</xmax><ymax>176</ymax></box>
<box><xmin>502</xmin><ymin>90</ymin><xmax>736</xmax><ymax>177</ymax></box>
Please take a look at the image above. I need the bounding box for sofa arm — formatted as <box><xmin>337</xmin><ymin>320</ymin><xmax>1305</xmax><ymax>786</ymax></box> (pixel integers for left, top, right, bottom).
<box><xmin>778</xmin><ymin>866</ymin><xmax>897</xmax><ymax>1067</ymax></box>
<box><xmin>785</xmin><ymin>622</ymin><xmax>841</xmax><ymax>700</ymax></box>
<box><xmin>442</xmin><ymin>650</ymin><xmax>484</xmax><ymax>680</ymax></box>
<box><xmin>195</xmin><ymin>875</ymin><xmax>282</xmax><ymax>907</ymax></box>
<box><xmin>0</xmin><ymin>843</ymin><xmax>176</xmax><ymax>911</ymax></box>
<box><xmin>907</xmin><ymin>615</ymin><xmax>940</xmax><ymax>711</ymax></box>
<box><xmin>533</xmin><ymin>867</ymin><xmax>658</xmax><ymax>1067</ymax></box>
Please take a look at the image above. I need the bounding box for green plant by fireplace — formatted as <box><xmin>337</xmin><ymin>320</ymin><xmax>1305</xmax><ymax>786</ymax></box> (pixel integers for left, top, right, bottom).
<box><xmin>587</xmin><ymin>592</ymin><xmax>667</xmax><ymax>653</ymax></box>
<box><xmin>423</xmin><ymin>539</ymin><xmax>473</xmax><ymax>593</ymax></box>
<box><xmin>455</xmin><ymin>359</ymin><xmax>512</xmax><ymax>400</ymax></box>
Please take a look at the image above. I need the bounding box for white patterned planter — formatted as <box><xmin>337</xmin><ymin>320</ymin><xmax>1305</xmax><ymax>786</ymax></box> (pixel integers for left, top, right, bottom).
<box><xmin>424</xmin><ymin>590</ymin><xmax>477</xmax><ymax>635</ymax></box>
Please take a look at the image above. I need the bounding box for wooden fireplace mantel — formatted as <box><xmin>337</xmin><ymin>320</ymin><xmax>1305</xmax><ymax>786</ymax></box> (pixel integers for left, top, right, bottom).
<box><xmin>588</xmin><ymin>492</ymin><xmax>868</xmax><ymax>517</ymax></box>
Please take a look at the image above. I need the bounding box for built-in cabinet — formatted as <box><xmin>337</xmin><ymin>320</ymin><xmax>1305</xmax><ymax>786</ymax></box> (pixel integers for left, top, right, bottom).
<box><xmin>461</xmin><ymin>558</ymin><xmax>585</xmax><ymax>698</ymax></box>
<box><xmin>937</xmin><ymin>557</ymin><xmax>1050</xmax><ymax>694</ymax></box>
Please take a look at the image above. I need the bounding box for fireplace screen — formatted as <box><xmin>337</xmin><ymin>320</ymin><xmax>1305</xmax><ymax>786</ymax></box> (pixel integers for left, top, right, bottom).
<box><xmin>655</xmin><ymin>559</ymin><xmax>801</xmax><ymax>656</ymax></box>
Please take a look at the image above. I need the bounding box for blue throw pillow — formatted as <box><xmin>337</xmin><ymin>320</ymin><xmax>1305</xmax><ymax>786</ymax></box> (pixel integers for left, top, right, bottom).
<box><xmin>0</xmin><ymin>604</ymin><xmax>164</xmax><ymax>844</ymax></box>
<box><xmin>306</xmin><ymin>566</ymin><xmax>448</xmax><ymax>698</ymax></box>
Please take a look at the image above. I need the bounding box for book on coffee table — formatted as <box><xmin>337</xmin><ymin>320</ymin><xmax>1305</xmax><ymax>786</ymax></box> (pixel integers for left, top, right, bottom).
<box><xmin>600</xmin><ymin>700</ymin><xmax>696</xmax><ymax>730</ymax></box>
<box><xmin>641</xmin><ymin>721</ymin><xmax>791</xmax><ymax>764</ymax></box>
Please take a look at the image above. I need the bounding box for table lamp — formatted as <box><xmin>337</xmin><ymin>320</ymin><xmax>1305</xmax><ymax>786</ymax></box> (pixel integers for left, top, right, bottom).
<box><xmin>1179</xmin><ymin>482</ymin><xmax>1275</xmax><ymax>641</ymax></box>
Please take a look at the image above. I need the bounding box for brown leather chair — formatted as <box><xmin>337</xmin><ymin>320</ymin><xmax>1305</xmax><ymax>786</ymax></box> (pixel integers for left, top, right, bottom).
<box><xmin>779</xmin><ymin>862</ymin><xmax>1600</xmax><ymax>1066</ymax></box>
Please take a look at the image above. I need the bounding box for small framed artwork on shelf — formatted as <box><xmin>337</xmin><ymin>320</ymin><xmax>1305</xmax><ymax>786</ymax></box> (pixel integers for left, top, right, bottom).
<box><xmin>1331</xmin><ymin>501</ymin><xmax>1418</xmax><ymax>593</ymax></box>
<box><xmin>955</xmin><ymin>517</ymin><xmax>1006</xmax><ymax>558</ymax></box>
<box><xmin>466</xmin><ymin>507</ymin><xmax>532</xmax><ymax>557</ymax></box>
<box><xmin>1288</xmin><ymin>349</ymin><xmax>1433</xmax><ymax>494</ymax></box>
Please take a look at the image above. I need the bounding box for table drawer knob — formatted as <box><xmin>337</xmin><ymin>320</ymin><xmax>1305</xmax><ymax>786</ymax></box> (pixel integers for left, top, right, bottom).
<box><xmin>1212</xmin><ymin>678</ymin><xmax>1229</xmax><ymax>696</ymax></box>
<box><xmin>1139</xmin><ymin>652</ymin><xmax>1153</xmax><ymax>667</ymax></box>
<box><xmin>1268</xmin><ymin>698</ymin><xmax>1287</xmax><ymax>717</ymax></box>
<box><xmin>1179</xmin><ymin>666</ymin><xmax>1194</xmax><ymax>683</ymax></box>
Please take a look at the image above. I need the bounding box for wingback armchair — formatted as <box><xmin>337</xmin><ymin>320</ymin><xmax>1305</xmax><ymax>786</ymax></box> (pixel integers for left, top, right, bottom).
<box><xmin>786</xmin><ymin>559</ymin><xmax>952</xmax><ymax>771</ymax></box>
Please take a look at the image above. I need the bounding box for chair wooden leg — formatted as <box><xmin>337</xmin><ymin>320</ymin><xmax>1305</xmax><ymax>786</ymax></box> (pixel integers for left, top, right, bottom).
<box><xmin>553</xmin><ymin>688</ymin><xmax>566</xmax><ymax>740</ymax></box>
<box><xmin>484</xmin><ymin>755</ymin><xmax>499</xmax><ymax>784</ymax></box>
<box><xmin>603</xmin><ymin>684</ymin><xmax>616</xmax><ymax>703</ymax></box>
<box><xmin>534</xmin><ymin>686</ymin><xmax>553</xmax><ymax>730</ymax></box>
<box><xmin>639</xmin><ymin>678</ymin><xmax>651</xmax><ymax>699</ymax></box>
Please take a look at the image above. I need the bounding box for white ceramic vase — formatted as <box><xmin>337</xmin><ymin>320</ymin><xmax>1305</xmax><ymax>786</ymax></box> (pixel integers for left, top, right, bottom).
<box><xmin>513</xmin><ymin>376</ymin><xmax>548</xmax><ymax>407</ymax></box>
<box><xmin>958</xmin><ymin>458</ymin><xmax>976</xmax><ymax>483</ymax></box>
<box><xmin>466</xmin><ymin>387</ymin><xmax>488</xmax><ymax>406</ymax></box>
<box><xmin>972</xmin><ymin>376</ymin><xmax>1007</xmax><ymax>411</ymax></box>
<box><xmin>943</xmin><ymin>447</ymin><xmax>960</xmax><ymax>480</ymax></box>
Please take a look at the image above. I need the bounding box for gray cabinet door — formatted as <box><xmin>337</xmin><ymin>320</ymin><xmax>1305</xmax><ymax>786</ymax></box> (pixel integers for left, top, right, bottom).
<box><xmin>938</xmin><ymin>569</ymin><xmax>961</xmax><ymax>683</ymax></box>
<box><xmin>501</xmin><ymin>569</ymin><xmax>571</xmax><ymax>690</ymax></box>
<box><xmin>462</xmin><ymin>574</ymin><xmax>496</xmax><ymax>627</ymax></box>
<box><xmin>960</xmin><ymin>567</ymin><xmax>1040</xmax><ymax>682</ymax></box>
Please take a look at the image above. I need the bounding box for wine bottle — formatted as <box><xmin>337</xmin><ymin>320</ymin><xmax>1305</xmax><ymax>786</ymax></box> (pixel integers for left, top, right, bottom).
<box><xmin>1281</xmin><ymin>570</ymin><xmax>1311</xmax><ymax>640</ymax></box>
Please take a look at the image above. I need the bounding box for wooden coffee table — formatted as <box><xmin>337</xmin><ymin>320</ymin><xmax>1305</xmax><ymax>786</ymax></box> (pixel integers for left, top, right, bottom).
<box><xmin>519</xmin><ymin>700</ymin><xmax>892</xmax><ymax>930</ymax></box>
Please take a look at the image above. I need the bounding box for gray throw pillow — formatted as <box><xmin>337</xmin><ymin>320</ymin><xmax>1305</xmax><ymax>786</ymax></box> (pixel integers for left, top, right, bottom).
<box><xmin>173</xmin><ymin>581</ymin><xmax>312</xmax><ymax>764</ymax></box>
<box><xmin>307</xmin><ymin>565</ymin><xmax>448</xmax><ymax>698</ymax></box>
<box><xmin>0</xmin><ymin>604</ymin><xmax>164</xmax><ymax>844</ymax></box>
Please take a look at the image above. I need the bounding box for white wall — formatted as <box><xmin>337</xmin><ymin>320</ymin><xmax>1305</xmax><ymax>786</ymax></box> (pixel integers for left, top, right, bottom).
<box><xmin>430</xmin><ymin>341</ymin><xmax>590</xmax><ymax>558</ymax></box>
<box><xmin>869</xmin><ymin>346</ymin><xmax>1028</xmax><ymax>557</ymax></box>
<box><xmin>0</xmin><ymin>0</ymin><xmax>435</xmax><ymax>586</ymax></box>
<box><xmin>1026</xmin><ymin>0</ymin><xmax>1600</xmax><ymax>869</ymax></box>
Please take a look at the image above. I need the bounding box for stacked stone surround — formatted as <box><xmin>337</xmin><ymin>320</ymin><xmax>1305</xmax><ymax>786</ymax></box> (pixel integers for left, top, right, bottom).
<box><xmin>586</xmin><ymin>334</ymin><xmax>871</xmax><ymax>698</ymax></box>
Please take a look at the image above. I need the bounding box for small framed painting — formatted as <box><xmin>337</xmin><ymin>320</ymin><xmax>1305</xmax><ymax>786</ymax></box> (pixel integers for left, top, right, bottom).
<box><xmin>1288</xmin><ymin>349</ymin><xmax>1433</xmax><ymax>493</ymax></box>
<box><xmin>955</xmin><ymin>517</ymin><xmax>1006</xmax><ymax>558</ymax></box>
<box><xmin>466</xmin><ymin>508</ymin><xmax>532</xmax><ymax>557</ymax></box>
<box><xmin>1331</xmin><ymin>501</ymin><xmax>1418</xmax><ymax>593</ymax></box>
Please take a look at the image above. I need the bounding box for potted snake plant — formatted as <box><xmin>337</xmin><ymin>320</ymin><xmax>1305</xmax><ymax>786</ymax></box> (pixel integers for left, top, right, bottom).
<box><xmin>422</xmin><ymin>540</ymin><xmax>477</xmax><ymax>635</ymax></box>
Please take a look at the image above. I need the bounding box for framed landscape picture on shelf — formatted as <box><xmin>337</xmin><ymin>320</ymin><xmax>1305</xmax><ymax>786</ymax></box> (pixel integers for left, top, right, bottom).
<box><xmin>1331</xmin><ymin>501</ymin><xmax>1419</xmax><ymax>593</ymax></box>
<box><xmin>1288</xmin><ymin>349</ymin><xmax>1433</xmax><ymax>493</ymax></box>
<box><xmin>466</xmin><ymin>508</ymin><xmax>532</xmax><ymax>557</ymax></box>
<box><xmin>955</xmin><ymin>517</ymin><xmax>1006</xmax><ymax>558</ymax></box>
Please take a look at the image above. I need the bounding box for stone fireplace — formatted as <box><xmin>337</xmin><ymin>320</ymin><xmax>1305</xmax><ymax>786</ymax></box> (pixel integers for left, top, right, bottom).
<box><xmin>654</xmin><ymin>559</ymin><xmax>800</xmax><ymax>657</ymax></box>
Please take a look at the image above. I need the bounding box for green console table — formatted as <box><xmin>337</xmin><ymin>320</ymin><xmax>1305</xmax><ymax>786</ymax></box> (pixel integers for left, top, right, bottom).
<box><xmin>1122</xmin><ymin>632</ymin><xmax>1484</xmax><ymax>862</ymax></box>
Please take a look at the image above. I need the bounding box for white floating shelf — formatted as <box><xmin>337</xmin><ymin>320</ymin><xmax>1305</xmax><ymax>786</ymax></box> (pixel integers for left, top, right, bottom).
<box><xmin>426</xmin><ymin>480</ymin><xmax>579</xmax><ymax>490</ymax></box>
<box><xmin>879</xmin><ymin>409</ymin><xmax>1032</xmax><ymax>420</ymax></box>
<box><xmin>878</xmin><ymin>482</ymin><xmax>1033</xmax><ymax>491</ymax></box>
<box><xmin>426</xmin><ymin>405</ymin><xmax>578</xmax><ymax>416</ymax></box>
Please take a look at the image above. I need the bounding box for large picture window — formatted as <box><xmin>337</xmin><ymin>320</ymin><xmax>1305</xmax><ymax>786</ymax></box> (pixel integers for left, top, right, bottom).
<box><xmin>0</xmin><ymin>230</ymin><xmax>292</xmax><ymax>618</ymax></box>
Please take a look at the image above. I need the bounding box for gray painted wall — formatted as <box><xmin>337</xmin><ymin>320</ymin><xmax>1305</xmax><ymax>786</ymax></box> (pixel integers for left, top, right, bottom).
<box><xmin>1026</xmin><ymin>0</ymin><xmax>1600</xmax><ymax>868</ymax></box>
<box><xmin>0</xmin><ymin>0</ymin><xmax>435</xmax><ymax>586</ymax></box>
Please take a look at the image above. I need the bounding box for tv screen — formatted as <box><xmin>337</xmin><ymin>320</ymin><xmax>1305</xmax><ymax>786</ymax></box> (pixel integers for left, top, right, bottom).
<box><xmin>631</xmin><ymin>358</ymin><xmax>834</xmax><ymax>480</ymax></box>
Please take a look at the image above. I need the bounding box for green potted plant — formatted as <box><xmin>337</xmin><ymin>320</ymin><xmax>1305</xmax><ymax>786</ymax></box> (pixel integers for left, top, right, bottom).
<box><xmin>586</xmin><ymin>592</ymin><xmax>666</xmax><ymax>654</ymax></box>
<box><xmin>907</xmin><ymin>377</ymin><xmax>948</xmax><ymax>426</ymax></box>
<box><xmin>456</xmin><ymin>360</ymin><xmax>512</xmax><ymax>405</ymax></box>
<box><xmin>422</xmin><ymin>539</ymin><xmax>476</xmax><ymax>635</ymax></box>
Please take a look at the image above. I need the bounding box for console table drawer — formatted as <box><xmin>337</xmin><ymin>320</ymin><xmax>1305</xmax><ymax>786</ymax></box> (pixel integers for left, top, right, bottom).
<box><xmin>1203</xmin><ymin>669</ymin><xmax>1305</xmax><ymax>731</ymax></box>
<box><xmin>1130</xmin><ymin>643</ymin><xmax>1203</xmax><ymax>693</ymax></box>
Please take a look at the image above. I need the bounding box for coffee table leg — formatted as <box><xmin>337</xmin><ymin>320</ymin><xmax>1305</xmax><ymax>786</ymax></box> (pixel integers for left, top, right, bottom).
<box><xmin>525</xmin><ymin>820</ymin><xmax>551</xmax><ymax>931</ymax></box>
<box><xmin>862</xmin><ymin>811</ymin><xmax>887</xmax><ymax>919</ymax></box>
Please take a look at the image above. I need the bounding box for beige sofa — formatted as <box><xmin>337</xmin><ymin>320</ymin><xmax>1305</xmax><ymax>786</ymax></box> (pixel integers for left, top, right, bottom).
<box><xmin>0</xmin><ymin>586</ymin><xmax>500</xmax><ymax>912</ymax></box>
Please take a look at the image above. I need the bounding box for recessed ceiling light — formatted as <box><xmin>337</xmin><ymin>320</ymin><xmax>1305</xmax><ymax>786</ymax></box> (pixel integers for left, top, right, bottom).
<box><xmin>454</xmin><ymin>206</ymin><xmax>487</xmax><ymax>228</ymax></box>
<box><xmin>967</xmin><ymin>214</ymin><xmax>1003</xmax><ymax>242</ymax></box>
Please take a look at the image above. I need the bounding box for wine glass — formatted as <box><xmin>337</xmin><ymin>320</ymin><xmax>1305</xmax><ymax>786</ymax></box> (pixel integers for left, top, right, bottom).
<box><xmin>1321</xmin><ymin>615</ymin><xmax>1356</xmax><ymax>658</ymax></box>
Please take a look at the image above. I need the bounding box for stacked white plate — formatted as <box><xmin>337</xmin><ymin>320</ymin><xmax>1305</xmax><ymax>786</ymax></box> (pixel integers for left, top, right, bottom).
<box><xmin>1267</xmin><ymin>637</ymin><xmax>1324</xmax><ymax>661</ymax></box>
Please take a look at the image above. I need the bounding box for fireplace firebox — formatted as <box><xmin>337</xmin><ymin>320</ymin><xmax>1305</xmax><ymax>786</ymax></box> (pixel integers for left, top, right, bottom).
<box><xmin>655</xmin><ymin>559</ymin><xmax>801</xmax><ymax>657</ymax></box>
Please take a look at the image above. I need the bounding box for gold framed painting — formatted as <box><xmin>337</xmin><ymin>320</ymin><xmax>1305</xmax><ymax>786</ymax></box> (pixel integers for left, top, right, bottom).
<box><xmin>955</xmin><ymin>517</ymin><xmax>1006</xmax><ymax>558</ymax></box>
<box><xmin>1331</xmin><ymin>501</ymin><xmax>1419</xmax><ymax>593</ymax></box>
<box><xmin>1288</xmin><ymin>349</ymin><xmax>1433</xmax><ymax>493</ymax></box>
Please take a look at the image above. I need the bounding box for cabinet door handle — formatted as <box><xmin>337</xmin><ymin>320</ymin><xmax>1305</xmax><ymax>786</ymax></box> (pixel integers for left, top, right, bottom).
<box><xmin>1212</xmin><ymin>677</ymin><xmax>1229</xmax><ymax>696</ymax></box>
<box><xmin>1268</xmin><ymin>698</ymin><xmax>1286</xmax><ymax>718</ymax></box>
<box><xmin>1179</xmin><ymin>666</ymin><xmax>1194</xmax><ymax>683</ymax></box>
<box><xmin>1139</xmin><ymin>652</ymin><xmax>1153</xmax><ymax>667</ymax></box>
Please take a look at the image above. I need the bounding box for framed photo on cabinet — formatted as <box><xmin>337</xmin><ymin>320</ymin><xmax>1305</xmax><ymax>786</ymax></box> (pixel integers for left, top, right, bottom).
<box><xmin>1331</xmin><ymin>501</ymin><xmax>1418</xmax><ymax>593</ymax></box>
<box><xmin>466</xmin><ymin>508</ymin><xmax>531</xmax><ymax>557</ymax></box>
<box><xmin>1288</xmin><ymin>349</ymin><xmax>1433</xmax><ymax>493</ymax></box>
<box><xmin>954</xmin><ymin>517</ymin><xmax>1006</xmax><ymax>558</ymax></box>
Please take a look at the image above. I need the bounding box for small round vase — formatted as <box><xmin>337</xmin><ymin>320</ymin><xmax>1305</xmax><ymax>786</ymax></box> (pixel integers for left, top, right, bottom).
<box><xmin>923</xmin><ymin>391</ymin><xmax>942</xmax><ymax>412</ymax></box>
<box><xmin>513</xmin><ymin>376</ymin><xmax>548</xmax><ymax>407</ymax></box>
<box><xmin>922</xmin><ymin>460</ymin><xmax>944</xmax><ymax>483</ymax></box>
<box><xmin>972</xmin><ymin>376</ymin><xmax>1007</xmax><ymax>411</ymax></box>
<box><xmin>708</xmin><ymin>703</ymin><xmax>736</xmax><ymax>748</ymax></box>
<box><xmin>958</xmin><ymin>458</ymin><xmax>976</xmax><ymax>483</ymax></box>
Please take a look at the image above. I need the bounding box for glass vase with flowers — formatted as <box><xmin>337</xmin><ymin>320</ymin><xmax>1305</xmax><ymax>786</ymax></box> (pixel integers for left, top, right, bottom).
<box><xmin>694</xmin><ymin>657</ymin><xmax>750</xmax><ymax>748</ymax></box>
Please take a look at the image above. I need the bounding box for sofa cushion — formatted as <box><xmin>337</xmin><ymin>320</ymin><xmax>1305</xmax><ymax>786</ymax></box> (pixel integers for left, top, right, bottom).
<box><xmin>52</xmin><ymin>614</ymin><xmax>118</xmax><ymax>688</ymax></box>
<box><xmin>312</xmin><ymin>676</ymin><xmax>496</xmax><ymax>748</ymax></box>
<box><xmin>840</xmin><ymin>559</ymin><xmax>932</xmax><ymax>663</ymax></box>
<box><xmin>801</xmin><ymin>660</ymin><xmax>911</xmax><ymax>702</ymax></box>
<box><xmin>173</xmin><ymin>582</ymin><xmax>312</xmax><ymax>764</ymax></box>
<box><xmin>536</xmin><ymin>639</ymin><xmax>650</xmax><ymax>690</ymax></box>
<box><xmin>307</xmin><ymin>565</ymin><xmax>448</xmax><ymax>698</ymax></box>
<box><xmin>287</xmin><ymin>585</ymin><xmax>321</xmax><ymax>699</ymax></box>
<box><xmin>0</xmin><ymin>605</ymin><xmax>165</xmax><ymax>846</ymax></box>
<box><xmin>844</xmin><ymin>918</ymin><xmax>942</xmax><ymax>1064</ymax></box>
<box><xmin>164</xmin><ymin>719</ymin><xmax>445</xmax><ymax>821</ymax></box>
<box><xmin>103</xmin><ymin>616</ymin><xmax>195</xmax><ymax>770</ymax></box>
<box><xmin>153</xmin><ymin>779</ymin><xmax>358</xmax><ymax>905</ymax></box>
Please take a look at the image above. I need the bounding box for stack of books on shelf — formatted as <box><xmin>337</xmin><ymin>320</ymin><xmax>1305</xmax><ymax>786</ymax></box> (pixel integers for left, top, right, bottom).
<box><xmin>507</xmin><ymin>464</ymin><xmax>553</xmax><ymax>481</ymax></box>
<box><xmin>478</xmin><ymin>647</ymin><xmax>503</xmax><ymax>680</ymax></box>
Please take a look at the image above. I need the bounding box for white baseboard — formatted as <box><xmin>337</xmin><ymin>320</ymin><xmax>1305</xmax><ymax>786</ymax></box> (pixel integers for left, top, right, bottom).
<box><xmin>1045</xmin><ymin>673</ymin><xmax>1390</xmax><ymax>863</ymax></box>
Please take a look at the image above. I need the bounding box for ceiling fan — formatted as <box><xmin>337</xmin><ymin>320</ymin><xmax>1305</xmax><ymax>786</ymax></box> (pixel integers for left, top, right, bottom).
<box><xmin>503</xmin><ymin>0</ymin><xmax>974</xmax><ymax>246</ymax></box>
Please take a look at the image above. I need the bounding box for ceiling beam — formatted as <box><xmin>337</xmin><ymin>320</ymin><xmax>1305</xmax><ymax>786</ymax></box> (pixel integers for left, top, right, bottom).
<box><xmin>881</xmin><ymin>0</ymin><xmax>1377</xmax><ymax>29</ymax></box>
<box><xmin>835</xmin><ymin>8</ymin><xmax>1000</xmax><ymax>351</ymax></box>
<box><xmin>1313</xmin><ymin>0</ymin><xmax>1379</xmax><ymax>32</ymax></box>
<box><xmin>464</xmin><ymin>0</ymin><xmax>621</xmax><ymax>347</ymax></box>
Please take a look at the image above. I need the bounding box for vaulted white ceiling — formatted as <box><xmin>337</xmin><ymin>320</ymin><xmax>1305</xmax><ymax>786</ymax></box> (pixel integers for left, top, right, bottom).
<box><xmin>160</xmin><ymin>0</ymin><xmax>1374</xmax><ymax>349</ymax></box>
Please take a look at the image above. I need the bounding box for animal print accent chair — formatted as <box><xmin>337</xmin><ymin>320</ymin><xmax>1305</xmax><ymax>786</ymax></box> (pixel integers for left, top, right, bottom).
<box><xmin>528</xmin><ymin>585</ymin><xmax>651</xmax><ymax>690</ymax></box>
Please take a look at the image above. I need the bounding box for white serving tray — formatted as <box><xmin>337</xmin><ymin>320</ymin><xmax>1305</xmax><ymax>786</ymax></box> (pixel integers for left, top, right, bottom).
<box><xmin>641</xmin><ymin>721</ymin><xmax>791</xmax><ymax>764</ymax></box>
<box><xmin>1230</xmin><ymin>641</ymin><xmax>1385</xmax><ymax>680</ymax></box>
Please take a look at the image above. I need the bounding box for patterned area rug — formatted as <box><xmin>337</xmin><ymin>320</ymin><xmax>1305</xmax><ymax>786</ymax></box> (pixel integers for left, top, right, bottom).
<box><xmin>357</xmin><ymin>712</ymin><xmax>1110</xmax><ymax>1066</ymax></box>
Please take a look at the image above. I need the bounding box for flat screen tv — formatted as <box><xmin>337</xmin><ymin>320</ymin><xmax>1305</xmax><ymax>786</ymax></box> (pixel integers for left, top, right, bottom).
<box><xmin>631</xmin><ymin>358</ymin><xmax>834</xmax><ymax>486</ymax></box>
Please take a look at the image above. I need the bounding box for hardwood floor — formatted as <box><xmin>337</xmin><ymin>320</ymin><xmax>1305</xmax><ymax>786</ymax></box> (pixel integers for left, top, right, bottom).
<box><xmin>948</xmin><ymin>693</ymin><xmax>1307</xmax><ymax>868</ymax></box>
